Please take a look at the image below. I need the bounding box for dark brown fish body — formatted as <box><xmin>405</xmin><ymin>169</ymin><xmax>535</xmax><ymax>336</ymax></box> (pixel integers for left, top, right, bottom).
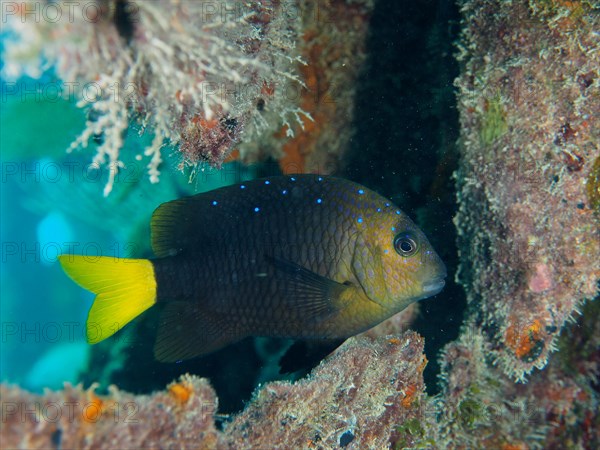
<box><xmin>149</xmin><ymin>175</ymin><xmax>446</xmax><ymax>361</ymax></box>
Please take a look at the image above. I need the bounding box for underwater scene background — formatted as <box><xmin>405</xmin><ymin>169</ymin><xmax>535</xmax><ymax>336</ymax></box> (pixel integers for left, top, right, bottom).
<box><xmin>1</xmin><ymin>0</ymin><xmax>599</xmax><ymax>449</ymax></box>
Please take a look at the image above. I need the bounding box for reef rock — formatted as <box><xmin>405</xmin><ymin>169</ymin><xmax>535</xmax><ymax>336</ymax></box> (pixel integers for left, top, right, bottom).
<box><xmin>1</xmin><ymin>333</ymin><xmax>428</xmax><ymax>449</ymax></box>
<box><xmin>453</xmin><ymin>0</ymin><xmax>600</xmax><ymax>381</ymax></box>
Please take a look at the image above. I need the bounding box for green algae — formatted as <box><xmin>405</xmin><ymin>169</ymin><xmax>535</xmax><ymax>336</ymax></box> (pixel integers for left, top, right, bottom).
<box><xmin>531</xmin><ymin>0</ymin><xmax>597</xmax><ymax>21</ymax></box>
<box><xmin>479</xmin><ymin>92</ymin><xmax>507</xmax><ymax>147</ymax></box>
<box><xmin>394</xmin><ymin>417</ymin><xmax>436</xmax><ymax>449</ymax></box>
<box><xmin>458</xmin><ymin>398</ymin><xmax>483</xmax><ymax>428</ymax></box>
<box><xmin>587</xmin><ymin>156</ymin><xmax>600</xmax><ymax>213</ymax></box>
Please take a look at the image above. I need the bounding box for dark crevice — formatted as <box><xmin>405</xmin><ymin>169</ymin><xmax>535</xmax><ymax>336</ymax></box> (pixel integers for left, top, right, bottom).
<box><xmin>339</xmin><ymin>0</ymin><xmax>464</xmax><ymax>394</ymax></box>
<box><xmin>114</xmin><ymin>0</ymin><xmax>137</xmax><ymax>45</ymax></box>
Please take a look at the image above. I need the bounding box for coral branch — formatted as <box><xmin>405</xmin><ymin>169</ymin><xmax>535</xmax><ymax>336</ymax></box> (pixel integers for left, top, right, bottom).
<box><xmin>2</xmin><ymin>0</ymin><xmax>307</xmax><ymax>192</ymax></box>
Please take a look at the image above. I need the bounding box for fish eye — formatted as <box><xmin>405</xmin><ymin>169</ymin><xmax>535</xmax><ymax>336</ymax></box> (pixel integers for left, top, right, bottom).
<box><xmin>393</xmin><ymin>233</ymin><xmax>419</xmax><ymax>257</ymax></box>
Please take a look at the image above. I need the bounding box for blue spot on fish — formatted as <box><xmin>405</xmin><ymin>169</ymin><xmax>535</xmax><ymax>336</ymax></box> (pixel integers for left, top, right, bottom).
<box><xmin>254</xmin><ymin>207</ymin><xmax>260</xmax><ymax>212</ymax></box>
<box><xmin>265</xmin><ymin>180</ymin><xmax>270</xmax><ymax>185</ymax></box>
<box><xmin>290</xmin><ymin>177</ymin><xmax>296</xmax><ymax>181</ymax></box>
<box><xmin>391</xmin><ymin>226</ymin><xmax>396</xmax><ymax>231</ymax></box>
<box><xmin>395</xmin><ymin>210</ymin><xmax>401</xmax><ymax>215</ymax></box>
<box><xmin>357</xmin><ymin>217</ymin><xmax>363</xmax><ymax>223</ymax></box>
<box><xmin>317</xmin><ymin>198</ymin><xmax>322</xmax><ymax>204</ymax></box>
<box><xmin>282</xmin><ymin>190</ymin><xmax>288</xmax><ymax>195</ymax></box>
<box><xmin>384</xmin><ymin>249</ymin><xmax>389</xmax><ymax>254</ymax></box>
<box><xmin>358</xmin><ymin>189</ymin><xmax>364</xmax><ymax>195</ymax></box>
<box><xmin>385</xmin><ymin>202</ymin><xmax>390</xmax><ymax>207</ymax></box>
<box><xmin>212</xmin><ymin>201</ymin><xmax>218</xmax><ymax>206</ymax></box>
<box><xmin>377</xmin><ymin>208</ymin><xmax>382</xmax><ymax>212</ymax></box>
<box><xmin>318</xmin><ymin>177</ymin><xmax>323</xmax><ymax>181</ymax></box>
<box><xmin>240</xmin><ymin>185</ymin><xmax>246</xmax><ymax>189</ymax></box>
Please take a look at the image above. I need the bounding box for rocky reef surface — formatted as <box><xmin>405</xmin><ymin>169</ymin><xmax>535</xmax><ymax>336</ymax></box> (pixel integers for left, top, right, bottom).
<box><xmin>1</xmin><ymin>334</ymin><xmax>428</xmax><ymax>449</ymax></box>
<box><xmin>429</xmin><ymin>0</ymin><xmax>599</xmax><ymax>448</ymax></box>
<box><xmin>454</xmin><ymin>0</ymin><xmax>599</xmax><ymax>382</ymax></box>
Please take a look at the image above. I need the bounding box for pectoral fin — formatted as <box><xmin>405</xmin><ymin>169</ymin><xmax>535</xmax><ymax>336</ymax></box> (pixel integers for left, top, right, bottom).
<box><xmin>266</xmin><ymin>255</ymin><xmax>351</xmax><ymax>322</ymax></box>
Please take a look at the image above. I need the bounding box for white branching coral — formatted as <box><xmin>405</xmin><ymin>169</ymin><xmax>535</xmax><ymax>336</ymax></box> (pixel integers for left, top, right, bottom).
<box><xmin>2</xmin><ymin>0</ymin><xmax>308</xmax><ymax>195</ymax></box>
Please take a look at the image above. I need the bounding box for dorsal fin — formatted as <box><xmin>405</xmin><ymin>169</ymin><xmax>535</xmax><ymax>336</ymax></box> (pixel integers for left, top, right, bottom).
<box><xmin>150</xmin><ymin>175</ymin><xmax>347</xmax><ymax>258</ymax></box>
<box><xmin>150</xmin><ymin>199</ymin><xmax>189</xmax><ymax>257</ymax></box>
<box><xmin>150</xmin><ymin>193</ymin><xmax>233</xmax><ymax>258</ymax></box>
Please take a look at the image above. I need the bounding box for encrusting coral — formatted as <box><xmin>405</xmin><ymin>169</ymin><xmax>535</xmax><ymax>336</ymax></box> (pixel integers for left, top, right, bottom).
<box><xmin>453</xmin><ymin>0</ymin><xmax>600</xmax><ymax>381</ymax></box>
<box><xmin>1</xmin><ymin>374</ymin><xmax>220</xmax><ymax>449</ymax></box>
<box><xmin>2</xmin><ymin>318</ymin><xmax>598</xmax><ymax>448</ymax></box>
<box><xmin>429</xmin><ymin>299</ymin><xmax>600</xmax><ymax>449</ymax></box>
<box><xmin>271</xmin><ymin>0</ymin><xmax>374</xmax><ymax>175</ymax></box>
<box><xmin>225</xmin><ymin>333</ymin><xmax>428</xmax><ymax>449</ymax></box>
<box><xmin>426</xmin><ymin>0</ymin><xmax>600</xmax><ymax>447</ymax></box>
<box><xmin>0</xmin><ymin>334</ymin><xmax>428</xmax><ymax>449</ymax></box>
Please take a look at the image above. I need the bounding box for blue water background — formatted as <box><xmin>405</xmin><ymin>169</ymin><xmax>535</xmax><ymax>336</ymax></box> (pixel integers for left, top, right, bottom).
<box><xmin>0</xmin><ymin>70</ymin><xmax>255</xmax><ymax>391</ymax></box>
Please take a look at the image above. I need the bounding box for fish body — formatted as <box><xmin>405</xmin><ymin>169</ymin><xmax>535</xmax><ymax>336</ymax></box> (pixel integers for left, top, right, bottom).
<box><xmin>59</xmin><ymin>175</ymin><xmax>446</xmax><ymax>362</ymax></box>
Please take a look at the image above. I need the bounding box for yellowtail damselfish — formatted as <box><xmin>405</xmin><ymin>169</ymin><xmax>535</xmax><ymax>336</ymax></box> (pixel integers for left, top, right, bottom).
<box><xmin>59</xmin><ymin>175</ymin><xmax>446</xmax><ymax>362</ymax></box>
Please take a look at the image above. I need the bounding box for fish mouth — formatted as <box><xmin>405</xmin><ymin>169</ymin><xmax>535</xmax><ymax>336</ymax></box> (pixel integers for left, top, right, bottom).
<box><xmin>421</xmin><ymin>277</ymin><xmax>446</xmax><ymax>296</ymax></box>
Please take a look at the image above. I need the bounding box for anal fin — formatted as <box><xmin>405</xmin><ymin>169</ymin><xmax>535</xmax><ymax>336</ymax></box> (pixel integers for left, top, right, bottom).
<box><xmin>154</xmin><ymin>302</ymin><xmax>242</xmax><ymax>362</ymax></box>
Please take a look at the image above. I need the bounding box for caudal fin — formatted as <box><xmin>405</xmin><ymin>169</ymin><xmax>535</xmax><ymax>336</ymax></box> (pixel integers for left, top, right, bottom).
<box><xmin>58</xmin><ymin>255</ymin><xmax>156</xmax><ymax>344</ymax></box>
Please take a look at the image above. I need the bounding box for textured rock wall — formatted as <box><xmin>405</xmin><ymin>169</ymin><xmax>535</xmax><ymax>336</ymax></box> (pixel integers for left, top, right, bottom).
<box><xmin>453</xmin><ymin>0</ymin><xmax>599</xmax><ymax>381</ymax></box>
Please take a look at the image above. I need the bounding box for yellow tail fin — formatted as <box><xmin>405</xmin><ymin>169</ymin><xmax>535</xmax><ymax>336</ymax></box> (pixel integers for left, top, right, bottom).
<box><xmin>58</xmin><ymin>255</ymin><xmax>156</xmax><ymax>344</ymax></box>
